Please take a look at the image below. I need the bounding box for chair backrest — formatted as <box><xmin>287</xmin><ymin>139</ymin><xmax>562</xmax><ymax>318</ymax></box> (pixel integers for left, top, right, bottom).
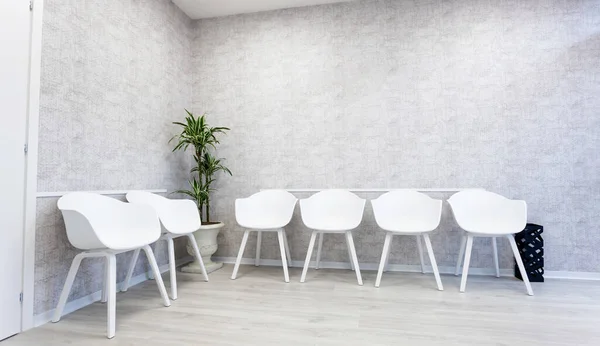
<box><xmin>299</xmin><ymin>190</ymin><xmax>366</xmax><ymax>231</ymax></box>
<box><xmin>371</xmin><ymin>190</ymin><xmax>442</xmax><ymax>232</ymax></box>
<box><xmin>126</xmin><ymin>191</ymin><xmax>201</xmax><ymax>234</ymax></box>
<box><xmin>447</xmin><ymin>190</ymin><xmax>527</xmax><ymax>234</ymax></box>
<box><xmin>57</xmin><ymin>192</ymin><xmax>161</xmax><ymax>250</ymax></box>
<box><xmin>235</xmin><ymin>190</ymin><xmax>298</xmax><ymax>229</ymax></box>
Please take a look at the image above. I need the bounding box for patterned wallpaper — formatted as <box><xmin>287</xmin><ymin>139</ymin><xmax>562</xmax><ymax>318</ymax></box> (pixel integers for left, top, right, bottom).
<box><xmin>191</xmin><ymin>0</ymin><xmax>600</xmax><ymax>272</ymax></box>
<box><xmin>34</xmin><ymin>0</ymin><xmax>600</xmax><ymax>315</ymax></box>
<box><xmin>35</xmin><ymin>0</ymin><xmax>194</xmax><ymax>314</ymax></box>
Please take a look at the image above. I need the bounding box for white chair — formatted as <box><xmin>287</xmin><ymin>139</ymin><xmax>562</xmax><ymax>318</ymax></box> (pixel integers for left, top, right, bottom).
<box><xmin>53</xmin><ymin>192</ymin><xmax>170</xmax><ymax>339</ymax></box>
<box><xmin>299</xmin><ymin>190</ymin><xmax>366</xmax><ymax>285</ymax></box>
<box><xmin>448</xmin><ymin>190</ymin><xmax>533</xmax><ymax>296</ymax></box>
<box><xmin>371</xmin><ymin>190</ymin><xmax>444</xmax><ymax>290</ymax></box>
<box><xmin>123</xmin><ymin>192</ymin><xmax>209</xmax><ymax>300</ymax></box>
<box><xmin>231</xmin><ymin>190</ymin><xmax>298</xmax><ymax>282</ymax></box>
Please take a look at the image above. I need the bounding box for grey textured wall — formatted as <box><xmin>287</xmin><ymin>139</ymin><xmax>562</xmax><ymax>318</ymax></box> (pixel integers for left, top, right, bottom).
<box><xmin>192</xmin><ymin>0</ymin><xmax>600</xmax><ymax>272</ymax></box>
<box><xmin>35</xmin><ymin>0</ymin><xmax>194</xmax><ymax>315</ymax></box>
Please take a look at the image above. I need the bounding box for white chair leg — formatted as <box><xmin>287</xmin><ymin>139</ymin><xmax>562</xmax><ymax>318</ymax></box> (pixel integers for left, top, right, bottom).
<box><xmin>122</xmin><ymin>248</ymin><xmax>140</xmax><ymax>292</ymax></box>
<box><xmin>277</xmin><ymin>230</ymin><xmax>290</xmax><ymax>283</ymax></box>
<box><xmin>231</xmin><ymin>230</ymin><xmax>250</xmax><ymax>280</ymax></box>
<box><xmin>167</xmin><ymin>236</ymin><xmax>177</xmax><ymax>300</ymax></box>
<box><xmin>283</xmin><ymin>230</ymin><xmax>292</xmax><ymax>266</ymax></box>
<box><xmin>148</xmin><ymin>245</ymin><xmax>155</xmax><ymax>281</ymax></box>
<box><xmin>255</xmin><ymin>231</ymin><xmax>262</xmax><ymax>267</ymax></box>
<box><xmin>375</xmin><ymin>233</ymin><xmax>392</xmax><ymax>288</ymax></box>
<box><xmin>455</xmin><ymin>235</ymin><xmax>467</xmax><ymax>276</ymax></box>
<box><xmin>315</xmin><ymin>232</ymin><xmax>324</xmax><ymax>269</ymax></box>
<box><xmin>416</xmin><ymin>235</ymin><xmax>426</xmax><ymax>274</ymax></box>
<box><xmin>492</xmin><ymin>237</ymin><xmax>500</xmax><ymax>278</ymax></box>
<box><xmin>106</xmin><ymin>254</ymin><xmax>116</xmax><ymax>339</ymax></box>
<box><xmin>346</xmin><ymin>232</ymin><xmax>363</xmax><ymax>286</ymax></box>
<box><xmin>384</xmin><ymin>234</ymin><xmax>393</xmax><ymax>272</ymax></box>
<box><xmin>508</xmin><ymin>235</ymin><xmax>534</xmax><ymax>296</ymax></box>
<box><xmin>142</xmin><ymin>245</ymin><xmax>171</xmax><ymax>307</ymax></box>
<box><xmin>300</xmin><ymin>231</ymin><xmax>317</xmax><ymax>283</ymax></box>
<box><xmin>423</xmin><ymin>234</ymin><xmax>444</xmax><ymax>291</ymax></box>
<box><xmin>346</xmin><ymin>238</ymin><xmax>355</xmax><ymax>271</ymax></box>
<box><xmin>187</xmin><ymin>233</ymin><xmax>209</xmax><ymax>282</ymax></box>
<box><xmin>52</xmin><ymin>253</ymin><xmax>84</xmax><ymax>322</ymax></box>
<box><xmin>459</xmin><ymin>235</ymin><xmax>474</xmax><ymax>293</ymax></box>
<box><xmin>101</xmin><ymin>257</ymin><xmax>109</xmax><ymax>303</ymax></box>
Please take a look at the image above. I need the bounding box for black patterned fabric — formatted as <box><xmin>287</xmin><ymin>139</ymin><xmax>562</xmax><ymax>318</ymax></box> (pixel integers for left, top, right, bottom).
<box><xmin>515</xmin><ymin>224</ymin><xmax>544</xmax><ymax>283</ymax></box>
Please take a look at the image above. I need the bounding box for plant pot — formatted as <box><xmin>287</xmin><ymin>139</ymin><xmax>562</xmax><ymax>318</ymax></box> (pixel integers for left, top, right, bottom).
<box><xmin>181</xmin><ymin>222</ymin><xmax>224</xmax><ymax>274</ymax></box>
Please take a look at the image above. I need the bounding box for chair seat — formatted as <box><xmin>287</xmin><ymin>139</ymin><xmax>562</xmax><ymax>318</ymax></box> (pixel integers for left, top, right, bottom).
<box><xmin>163</xmin><ymin>226</ymin><xmax>197</xmax><ymax>235</ymax></box>
<box><xmin>309</xmin><ymin>227</ymin><xmax>354</xmax><ymax>233</ymax></box>
<box><xmin>461</xmin><ymin>226</ymin><xmax>520</xmax><ymax>235</ymax></box>
<box><xmin>101</xmin><ymin>227</ymin><xmax>160</xmax><ymax>250</ymax></box>
<box><xmin>239</xmin><ymin>228</ymin><xmax>281</xmax><ymax>232</ymax></box>
<box><xmin>305</xmin><ymin>218</ymin><xmax>358</xmax><ymax>232</ymax></box>
<box><xmin>238</xmin><ymin>222</ymin><xmax>288</xmax><ymax>230</ymax></box>
<box><xmin>381</xmin><ymin>228</ymin><xmax>434</xmax><ymax>234</ymax></box>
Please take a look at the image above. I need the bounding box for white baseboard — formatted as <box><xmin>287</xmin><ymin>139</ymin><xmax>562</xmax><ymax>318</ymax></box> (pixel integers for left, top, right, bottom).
<box><xmin>33</xmin><ymin>256</ymin><xmax>194</xmax><ymax>328</ymax></box>
<box><xmin>214</xmin><ymin>256</ymin><xmax>513</xmax><ymax>276</ymax></box>
<box><xmin>543</xmin><ymin>271</ymin><xmax>600</xmax><ymax>280</ymax></box>
<box><xmin>213</xmin><ymin>257</ymin><xmax>600</xmax><ymax>281</ymax></box>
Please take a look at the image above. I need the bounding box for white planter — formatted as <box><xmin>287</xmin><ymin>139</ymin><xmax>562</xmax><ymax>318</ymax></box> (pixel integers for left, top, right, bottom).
<box><xmin>181</xmin><ymin>222</ymin><xmax>224</xmax><ymax>274</ymax></box>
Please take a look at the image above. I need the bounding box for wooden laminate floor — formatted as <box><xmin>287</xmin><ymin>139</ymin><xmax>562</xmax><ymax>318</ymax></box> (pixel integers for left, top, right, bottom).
<box><xmin>4</xmin><ymin>264</ymin><xmax>600</xmax><ymax>345</ymax></box>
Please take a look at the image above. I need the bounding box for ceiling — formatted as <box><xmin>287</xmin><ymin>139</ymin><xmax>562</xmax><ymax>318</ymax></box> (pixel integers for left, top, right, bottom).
<box><xmin>173</xmin><ymin>0</ymin><xmax>355</xmax><ymax>19</ymax></box>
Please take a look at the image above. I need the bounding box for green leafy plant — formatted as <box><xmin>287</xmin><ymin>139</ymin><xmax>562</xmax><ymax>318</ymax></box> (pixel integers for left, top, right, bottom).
<box><xmin>171</xmin><ymin>110</ymin><xmax>231</xmax><ymax>223</ymax></box>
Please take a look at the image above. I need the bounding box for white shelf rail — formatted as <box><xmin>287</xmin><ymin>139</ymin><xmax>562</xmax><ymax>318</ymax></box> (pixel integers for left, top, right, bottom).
<box><xmin>37</xmin><ymin>189</ymin><xmax>168</xmax><ymax>198</ymax></box>
<box><xmin>263</xmin><ymin>188</ymin><xmax>484</xmax><ymax>193</ymax></box>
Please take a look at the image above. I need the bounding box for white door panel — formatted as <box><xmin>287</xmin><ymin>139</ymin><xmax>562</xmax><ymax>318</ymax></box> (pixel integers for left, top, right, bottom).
<box><xmin>0</xmin><ymin>0</ymin><xmax>31</xmax><ymax>340</ymax></box>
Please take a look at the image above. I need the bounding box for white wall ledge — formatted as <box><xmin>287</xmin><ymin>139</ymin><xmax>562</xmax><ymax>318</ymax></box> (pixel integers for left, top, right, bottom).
<box><xmin>263</xmin><ymin>188</ymin><xmax>485</xmax><ymax>193</ymax></box>
<box><xmin>36</xmin><ymin>189</ymin><xmax>168</xmax><ymax>198</ymax></box>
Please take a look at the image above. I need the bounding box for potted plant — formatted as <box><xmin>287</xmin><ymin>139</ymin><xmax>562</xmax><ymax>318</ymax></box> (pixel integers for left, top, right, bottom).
<box><xmin>170</xmin><ymin>110</ymin><xmax>231</xmax><ymax>274</ymax></box>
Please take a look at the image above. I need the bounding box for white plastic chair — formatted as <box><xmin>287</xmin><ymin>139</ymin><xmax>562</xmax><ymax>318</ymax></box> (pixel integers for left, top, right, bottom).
<box><xmin>123</xmin><ymin>192</ymin><xmax>209</xmax><ymax>300</ymax></box>
<box><xmin>231</xmin><ymin>190</ymin><xmax>298</xmax><ymax>282</ymax></box>
<box><xmin>299</xmin><ymin>190</ymin><xmax>366</xmax><ymax>285</ymax></box>
<box><xmin>53</xmin><ymin>192</ymin><xmax>170</xmax><ymax>339</ymax></box>
<box><xmin>448</xmin><ymin>190</ymin><xmax>533</xmax><ymax>296</ymax></box>
<box><xmin>371</xmin><ymin>190</ymin><xmax>444</xmax><ymax>290</ymax></box>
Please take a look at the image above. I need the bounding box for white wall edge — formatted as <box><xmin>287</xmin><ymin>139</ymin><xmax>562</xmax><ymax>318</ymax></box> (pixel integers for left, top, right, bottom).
<box><xmin>263</xmin><ymin>188</ymin><xmax>485</xmax><ymax>193</ymax></box>
<box><xmin>214</xmin><ymin>257</ymin><xmax>600</xmax><ymax>281</ymax></box>
<box><xmin>36</xmin><ymin>189</ymin><xmax>168</xmax><ymax>198</ymax></box>
<box><xmin>33</xmin><ymin>256</ymin><xmax>193</xmax><ymax>328</ymax></box>
<box><xmin>22</xmin><ymin>0</ymin><xmax>45</xmax><ymax>332</ymax></box>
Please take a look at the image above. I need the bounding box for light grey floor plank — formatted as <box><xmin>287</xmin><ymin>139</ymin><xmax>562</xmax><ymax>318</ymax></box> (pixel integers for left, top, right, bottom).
<box><xmin>4</xmin><ymin>264</ymin><xmax>600</xmax><ymax>345</ymax></box>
